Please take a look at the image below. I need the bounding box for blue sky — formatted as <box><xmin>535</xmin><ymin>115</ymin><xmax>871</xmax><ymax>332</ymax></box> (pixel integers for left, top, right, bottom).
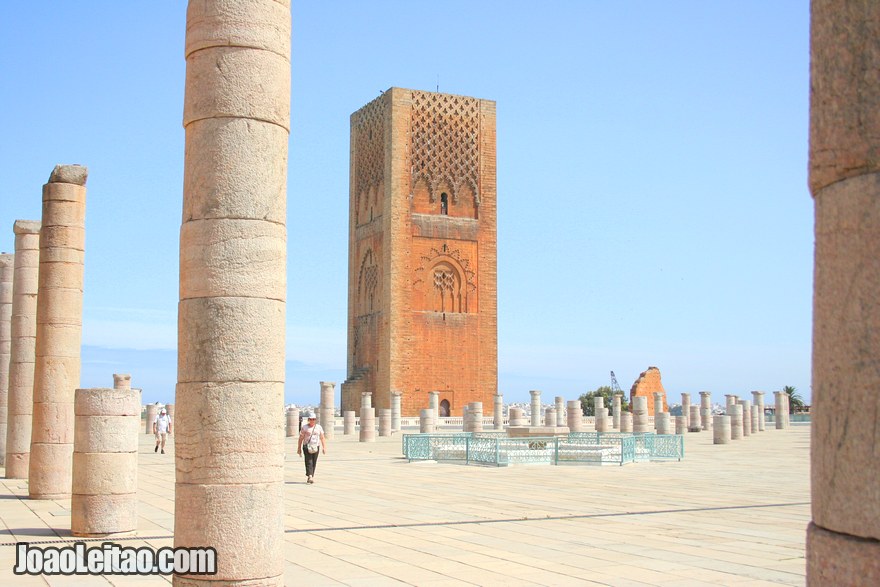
<box><xmin>0</xmin><ymin>2</ymin><xmax>812</xmax><ymax>406</ymax></box>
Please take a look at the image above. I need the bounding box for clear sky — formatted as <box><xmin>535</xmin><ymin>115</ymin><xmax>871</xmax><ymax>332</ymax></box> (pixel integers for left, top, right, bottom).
<box><xmin>0</xmin><ymin>2</ymin><xmax>812</xmax><ymax>407</ymax></box>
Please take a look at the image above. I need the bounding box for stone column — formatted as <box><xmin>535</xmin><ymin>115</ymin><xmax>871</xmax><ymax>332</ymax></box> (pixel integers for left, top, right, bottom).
<box><xmin>713</xmin><ymin>415</ymin><xmax>730</xmax><ymax>444</ymax></box>
<box><xmin>612</xmin><ymin>393</ymin><xmax>622</xmax><ymax>430</ymax></box>
<box><xmin>775</xmin><ymin>391</ymin><xmax>785</xmax><ymax>429</ymax></box>
<box><xmin>554</xmin><ymin>396</ymin><xmax>565</xmax><ymax>427</ymax></box>
<box><xmin>593</xmin><ymin>396</ymin><xmax>604</xmax><ymax>413</ymax></box>
<box><xmin>675</xmin><ymin>415</ymin><xmax>686</xmax><ymax>435</ymax></box>
<box><xmin>319</xmin><ymin>381</ymin><xmax>335</xmax><ymax>440</ymax></box>
<box><xmin>29</xmin><ymin>166</ymin><xmax>87</xmax><ymax>500</ymax></box>
<box><xmin>699</xmin><ymin>391</ymin><xmax>712</xmax><ymax>431</ymax></box>
<box><xmin>378</xmin><ymin>409</ymin><xmax>391</xmax><ymax>437</ymax></box>
<box><xmin>738</xmin><ymin>399</ymin><xmax>752</xmax><ymax>436</ymax></box>
<box><xmin>620</xmin><ymin>412</ymin><xmax>633</xmax><ymax>433</ymax></box>
<box><xmin>165</xmin><ymin>403</ymin><xmax>175</xmax><ymax>435</ymax></box>
<box><xmin>566</xmin><ymin>400</ymin><xmax>582</xmax><ymax>432</ymax></box>
<box><xmin>176</xmin><ymin>2</ymin><xmax>290</xmax><ymax>583</ymax></box>
<box><xmin>544</xmin><ymin>407</ymin><xmax>556</xmax><ymax>428</ymax></box>
<box><xmin>653</xmin><ymin>392</ymin><xmax>664</xmax><ymax>415</ymax></box>
<box><xmin>595</xmin><ymin>408</ymin><xmax>609</xmax><ymax>432</ymax></box>
<box><xmin>728</xmin><ymin>403</ymin><xmax>743</xmax><ymax>440</ymax></box>
<box><xmin>655</xmin><ymin>412</ymin><xmax>671</xmax><ymax>435</ymax></box>
<box><xmin>493</xmin><ymin>394</ymin><xmax>503</xmax><ymax>430</ymax></box>
<box><xmin>529</xmin><ymin>390</ymin><xmax>541</xmax><ymax>426</ymax></box>
<box><xmin>632</xmin><ymin>396</ymin><xmax>650</xmax><ymax>433</ymax></box>
<box><xmin>783</xmin><ymin>393</ymin><xmax>791</xmax><ymax>428</ymax></box>
<box><xmin>680</xmin><ymin>393</ymin><xmax>691</xmax><ymax>428</ymax></box>
<box><xmin>419</xmin><ymin>409</ymin><xmax>434</xmax><ymax>433</ymax></box>
<box><xmin>145</xmin><ymin>404</ymin><xmax>159</xmax><ymax>435</ymax></box>
<box><xmin>725</xmin><ymin>394</ymin><xmax>736</xmax><ymax>410</ymax></box>
<box><xmin>751</xmin><ymin>405</ymin><xmax>760</xmax><ymax>436</ymax></box>
<box><xmin>112</xmin><ymin>374</ymin><xmax>131</xmax><ymax>390</ymax></box>
<box><xmin>752</xmin><ymin>391</ymin><xmax>766</xmax><ymax>432</ymax></box>
<box><xmin>360</xmin><ymin>393</ymin><xmax>375</xmax><ymax>442</ymax></box>
<box><xmin>428</xmin><ymin>390</ymin><xmax>439</xmax><ymax>418</ymax></box>
<box><xmin>508</xmin><ymin>406</ymin><xmax>523</xmax><ymax>427</ymax></box>
<box><xmin>688</xmin><ymin>405</ymin><xmax>701</xmax><ymax>432</ymax></box>
<box><xmin>285</xmin><ymin>408</ymin><xmax>298</xmax><ymax>437</ymax></box>
<box><xmin>343</xmin><ymin>410</ymin><xmax>355</xmax><ymax>435</ymax></box>
<box><xmin>5</xmin><ymin>221</ymin><xmax>40</xmax><ymax>478</ymax></box>
<box><xmin>0</xmin><ymin>253</ymin><xmax>13</xmax><ymax>466</ymax></box>
<box><xmin>461</xmin><ymin>405</ymin><xmax>469</xmax><ymax>431</ymax></box>
<box><xmin>71</xmin><ymin>387</ymin><xmax>139</xmax><ymax>537</ymax></box>
<box><xmin>391</xmin><ymin>391</ymin><xmax>401</xmax><ymax>432</ymax></box>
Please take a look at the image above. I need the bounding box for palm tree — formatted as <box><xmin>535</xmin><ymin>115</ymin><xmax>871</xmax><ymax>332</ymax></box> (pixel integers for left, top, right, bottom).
<box><xmin>783</xmin><ymin>385</ymin><xmax>805</xmax><ymax>414</ymax></box>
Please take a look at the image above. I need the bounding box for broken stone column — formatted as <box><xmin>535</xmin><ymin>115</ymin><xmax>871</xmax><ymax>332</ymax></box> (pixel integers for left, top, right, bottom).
<box><xmin>544</xmin><ymin>407</ymin><xmax>556</xmax><ymax>428</ymax></box>
<box><xmin>391</xmin><ymin>391</ymin><xmax>401</xmax><ymax>432</ymax></box>
<box><xmin>738</xmin><ymin>399</ymin><xmax>752</xmax><ymax>436</ymax></box>
<box><xmin>728</xmin><ymin>403</ymin><xmax>743</xmax><ymax>440</ymax></box>
<box><xmin>29</xmin><ymin>166</ymin><xmax>87</xmax><ymax>500</ymax></box>
<box><xmin>688</xmin><ymin>405</ymin><xmax>702</xmax><ymax>432</ymax></box>
<box><xmin>593</xmin><ymin>396</ymin><xmax>604</xmax><ymax>413</ymax></box>
<box><xmin>783</xmin><ymin>393</ymin><xmax>791</xmax><ymax>428</ymax></box>
<box><xmin>632</xmin><ymin>396</ymin><xmax>650</xmax><ymax>433</ymax></box>
<box><xmin>675</xmin><ymin>415</ymin><xmax>686</xmax><ymax>435</ymax></box>
<box><xmin>653</xmin><ymin>392</ymin><xmax>664</xmax><ymax>415</ymax></box>
<box><xmin>5</xmin><ymin>220</ymin><xmax>40</xmax><ymax>478</ymax></box>
<box><xmin>285</xmin><ymin>408</ymin><xmax>298</xmax><ymax>437</ymax></box>
<box><xmin>343</xmin><ymin>410</ymin><xmax>355</xmax><ymax>435</ymax></box>
<box><xmin>620</xmin><ymin>412</ymin><xmax>633</xmax><ymax>433</ymax></box>
<box><xmin>613</xmin><ymin>394</ymin><xmax>624</xmax><ymax>427</ymax></box>
<box><xmin>468</xmin><ymin>402</ymin><xmax>483</xmax><ymax>432</ymax></box>
<box><xmin>681</xmin><ymin>393</ymin><xmax>691</xmax><ymax>428</ymax></box>
<box><xmin>461</xmin><ymin>405</ymin><xmax>469</xmax><ymax>431</ymax></box>
<box><xmin>751</xmin><ymin>405</ymin><xmax>760</xmax><ymax>435</ymax></box>
<box><xmin>144</xmin><ymin>404</ymin><xmax>159</xmax><ymax>435</ymax></box>
<box><xmin>775</xmin><ymin>392</ymin><xmax>785</xmax><ymax>429</ymax></box>
<box><xmin>175</xmin><ymin>2</ymin><xmax>291</xmax><ymax>583</ymax></box>
<box><xmin>419</xmin><ymin>409</ymin><xmax>434</xmax><ymax>433</ymax></box>
<box><xmin>112</xmin><ymin>374</ymin><xmax>131</xmax><ymax>390</ymax></box>
<box><xmin>493</xmin><ymin>394</ymin><xmax>503</xmax><ymax>430</ymax></box>
<box><xmin>319</xmin><ymin>381</ymin><xmax>335</xmax><ymax>440</ymax></box>
<box><xmin>699</xmin><ymin>391</ymin><xmax>712</xmax><ymax>430</ymax></box>
<box><xmin>508</xmin><ymin>406</ymin><xmax>523</xmax><ymax>427</ymax></box>
<box><xmin>378</xmin><ymin>409</ymin><xmax>391</xmax><ymax>437</ymax></box>
<box><xmin>725</xmin><ymin>394</ymin><xmax>736</xmax><ymax>410</ymax></box>
<box><xmin>428</xmin><ymin>391</ymin><xmax>439</xmax><ymax>425</ymax></box>
<box><xmin>554</xmin><ymin>396</ymin><xmax>565</xmax><ymax>427</ymax></box>
<box><xmin>655</xmin><ymin>412</ymin><xmax>671</xmax><ymax>435</ymax></box>
<box><xmin>360</xmin><ymin>393</ymin><xmax>376</xmax><ymax>442</ymax></box>
<box><xmin>71</xmin><ymin>387</ymin><xmax>139</xmax><ymax>537</ymax></box>
<box><xmin>0</xmin><ymin>253</ymin><xmax>13</xmax><ymax>466</ymax></box>
<box><xmin>595</xmin><ymin>408</ymin><xmax>609</xmax><ymax>432</ymax></box>
<box><xmin>566</xmin><ymin>400</ymin><xmax>582</xmax><ymax>432</ymax></box>
<box><xmin>165</xmin><ymin>403</ymin><xmax>175</xmax><ymax>435</ymax></box>
<box><xmin>529</xmin><ymin>390</ymin><xmax>541</xmax><ymax>426</ymax></box>
<box><xmin>713</xmin><ymin>415</ymin><xmax>731</xmax><ymax>445</ymax></box>
<box><xmin>752</xmin><ymin>391</ymin><xmax>766</xmax><ymax>432</ymax></box>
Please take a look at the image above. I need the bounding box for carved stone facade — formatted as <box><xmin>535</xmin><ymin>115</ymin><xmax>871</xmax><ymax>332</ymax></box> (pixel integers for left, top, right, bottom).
<box><xmin>343</xmin><ymin>88</ymin><xmax>497</xmax><ymax>417</ymax></box>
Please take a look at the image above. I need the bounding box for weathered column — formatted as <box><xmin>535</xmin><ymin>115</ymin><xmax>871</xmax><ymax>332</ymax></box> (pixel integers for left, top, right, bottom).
<box><xmin>508</xmin><ymin>406</ymin><xmax>523</xmax><ymax>427</ymax></box>
<box><xmin>378</xmin><ymin>409</ymin><xmax>391</xmax><ymax>437</ymax></box>
<box><xmin>112</xmin><ymin>374</ymin><xmax>131</xmax><ymax>390</ymax></box>
<box><xmin>750</xmin><ymin>405</ymin><xmax>760</xmax><ymax>435</ymax></box>
<box><xmin>783</xmin><ymin>393</ymin><xmax>791</xmax><ymax>427</ymax></box>
<box><xmin>319</xmin><ymin>381</ymin><xmax>335</xmax><ymax>440</ymax></box>
<box><xmin>165</xmin><ymin>403</ymin><xmax>175</xmax><ymax>435</ymax></box>
<box><xmin>713</xmin><ymin>415</ymin><xmax>730</xmax><ymax>445</ymax></box>
<box><xmin>71</xmin><ymin>387</ymin><xmax>139</xmax><ymax>537</ymax></box>
<box><xmin>619</xmin><ymin>412</ymin><xmax>633</xmax><ymax>433</ymax></box>
<box><xmin>612</xmin><ymin>393</ymin><xmax>622</xmax><ymax>429</ymax></box>
<box><xmin>469</xmin><ymin>402</ymin><xmax>483</xmax><ymax>432</ymax></box>
<box><xmin>391</xmin><ymin>391</ymin><xmax>401</xmax><ymax>432</ymax></box>
<box><xmin>493</xmin><ymin>394</ymin><xmax>503</xmax><ymax>430</ymax></box>
<box><xmin>655</xmin><ymin>412</ymin><xmax>671</xmax><ymax>435</ymax></box>
<box><xmin>0</xmin><ymin>253</ymin><xmax>13</xmax><ymax>466</ymax></box>
<box><xmin>145</xmin><ymin>404</ymin><xmax>159</xmax><ymax>435</ymax></box>
<box><xmin>593</xmin><ymin>396</ymin><xmax>604</xmax><ymax>413</ymax></box>
<box><xmin>461</xmin><ymin>405</ymin><xmax>469</xmax><ymax>431</ymax></box>
<box><xmin>680</xmin><ymin>393</ymin><xmax>691</xmax><ymax>428</ymax></box>
<box><xmin>653</xmin><ymin>392</ymin><xmax>664</xmax><ymax>415</ymax></box>
<box><xmin>544</xmin><ymin>407</ymin><xmax>556</xmax><ymax>428</ymax></box>
<box><xmin>699</xmin><ymin>391</ymin><xmax>712</xmax><ymax>430</ymax></box>
<box><xmin>419</xmin><ymin>409</ymin><xmax>434</xmax><ymax>433</ymax></box>
<box><xmin>566</xmin><ymin>400</ymin><xmax>582</xmax><ymax>432</ymax></box>
<box><xmin>554</xmin><ymin>396</ymin><xmax>565</xmax><ymax>427</ymax></box>
<box><xmin>175</xmin><ymin>2</ymin><xmax>291</xmax><ymax>584</ymax></box>
<box><xmin>343</xmin><ymin>410</ymin><xmax>355</xmax><ymax>435</ymax></box>
<box><xmin>688</xmin><ymin>405</ymin><xmax>702</xmax><ymax>432</ymax></box>
<box><xmin>725</xmin><ymin>394</ymin><xmax>737</xmax><ymax>410</ymax></box>
<box><xmin>752</xmin><ymin>391</ymin><xmax>766</xmax><ymax>432</ymax></box>
<box><xmin>529</xmin><ymin>390</ymin><xmax>541</xmax><ymax>426</ymax></box>
<box><xmin>29</xmin><ymin>166</ymin><xmax>87</xmax><ymax>500</ymax></box>
<box><xmin>738</xmin><ymin>399</ymin><xmax>752</xmax><ymax>436</ymax></box>
<box><xmin>632</xmin><ymin>396</ymin><xmax>650</xmax><ymax>433</ymax></box>
<box><xmin>285</xmin><ymin>408</ymin><xmax>298</xmax><ymax>437</ymax></box>
<box><xmin>775</xmin><ymin>391</ymin><xmax>785</xmax><ymax>429</ymax></box>
<box><xmin>360</xmin><ymin>393</ymin><xmax>375</xmax><ymax>442</ymax></box>
<box><xmin>5</xmin><ymin>221</ymin><xmax>40</xmax><ymax>477</ymax></box>
<box><xmin>674</xmin><ymin>415</ymin><xmax>686</xmax><ymax>435</ymax></box>
<box><xmin>728</xmin><ymin>404</ymin><xmax>743</xmax><ymax>440</ymax></box>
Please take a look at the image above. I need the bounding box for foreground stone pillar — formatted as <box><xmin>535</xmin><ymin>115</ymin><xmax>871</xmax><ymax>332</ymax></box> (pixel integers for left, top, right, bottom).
<box><xmin>632</xmin><ymin>396</ymin><xmax>650</xmax><ymax>433</ymax></box>
<box><xmin>775</xmin><ymin>392</ymin><xmax>786</xmax><ymax>429</ymax></box>
<box><xmin>419</xmin><ymin>409</ymin><xmax>434</xmax><ymax>433</ymax></box>
<box><xmin>728</xmin><ymin>404</ymin><xmax>743</xmax><ymax>440</ymax></box>
<box><xmin>713</xmin><ymin>415</ymin><xmax>730</xmax><ymax>444</ymax></box>
<box><xmin>343</xmin><ymin>410</ymin><xmax>355</xmax><ymax>435</ymax></box>
<box><xmin>752</xmin><ymin>391</ymin><xmax>766</xmax><ymax>431</ymax></box>
<box><xmin>699</xmin><ymin>391</ymin><xmax>712</xmax><ymax>430</ymax></box>
<box><xmin>806</xmin><ymin>2</ymin><xmax>880</xmax><ymax>556</ymax></box>
<box><xmin>738</xmin><ymin>399</ymin><xmax>752</xmax><ymax>436</ymax></box>
<box><xmin>285</xmin><ymin>408</ymin><xmax>298</xmax><ymax>437</ymax></box>
<box><xmin>5</xmin><ymin>221</ymin><xmax>40</xmax><ymax>477</ymax></box>
<box><xmin>655</xmin><ymin>412</ymin><xmax>671</xmax><ymax>435</ymax></box>
<box><xmin>566</xmin><ymin>400</ymin><xmax>582</xmax><ymax>432</ymax></box>
<box><xmin>612</xmin><ymin>393</ymin><xmax>622</xmax><ymax>429</ymax></box>
<box><xmin>493</xmin><ymin>394</ymin><xmax>503</xmax><ymax>430</ymax></box>
<box><xmin>688</xmin><ymin>405</ymin><xmax>701</xmax><ymax>432</ymax></box>
<box><xmin>0</xmin><ymin>253</ymin><xmax>13</xmax><ymax>466</ymax></box>
<box><xmin>112</xmin><ymin>374</ymin><xmax>131</xmax><ymax>390</ymax></box>
<box><xmin>71</xmin><ymin>387</ymin><xmax>139</xmax><ymax>537</ymax></box>
<box><xmin>391</xmin><ymin>391</ymin><xmax>401</xmax><ymax>432</ymax></box>
<box><xmin>319</xmin><ymin>381</ymin><xmax>335</xmax><ymax>440</ymax></box>
<box><xmin>529</xmin><ymin>390</ymin><xmax>541</xmax><ymax>426</ymax></box>
<box><xmin>595</xmin><ymin>408</ymin><xmax>609</xmax><ymax>432</ymax></box>
<box><xmin>29</xmin><ymin>166</ymin><xmax>87</xmax><ymax>500</ymax></box>
<box><xmin>144</xmin><ymin>404</ymin><xmax>159</xmax><ymax>435</ymax></box>
<box><xmin>620</xmin><ymin>412</ymin><xmax>633</xmax><ymax>433</ymax></box>
<box><xmin>175</xmin><ymin>2</ymin><xmax>291</xmax><ymax>583</ymax></box>
<box><xmin>554</xmin><ymin>396</ymin><xmax>565</xmax><ymax>426</ymax></box>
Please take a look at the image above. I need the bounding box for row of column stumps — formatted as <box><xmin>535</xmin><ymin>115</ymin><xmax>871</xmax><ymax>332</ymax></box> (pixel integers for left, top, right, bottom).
<box><xmin>29</xmin><ymin>165</ymin><xmax>88</xmax><ymax>500</ymax></box>
<box><xmin>4</xmin><ymin>221</ymin><xmax>40</xmax><ymax>477</ymax></box>
<box><xmin>175</xmin><ymin>0</ymin><xmax>292</xmax><ymax>584</ymax></box>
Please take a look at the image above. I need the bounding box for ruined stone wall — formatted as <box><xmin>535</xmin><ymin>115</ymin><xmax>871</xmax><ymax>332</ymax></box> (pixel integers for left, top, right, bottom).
<box><xmin>630</xmin><ymin>366</ymin><xmax>666</xmax><ymax>416</ymax></box>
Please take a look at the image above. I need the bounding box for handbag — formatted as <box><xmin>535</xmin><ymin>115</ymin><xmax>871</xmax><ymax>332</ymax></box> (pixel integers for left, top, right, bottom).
<box><xmin>306</xmin><ymin>428</ymin><xmax>320</xmax><ymax>454</ymax></box>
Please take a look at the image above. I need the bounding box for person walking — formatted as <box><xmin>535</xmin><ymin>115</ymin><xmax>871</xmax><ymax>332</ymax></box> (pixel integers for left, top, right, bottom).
<box><xmin>153</xmin><ymin>407</ymin><xmax>172</xmax><ymax>454</ymax></box>
<box><xmin>297</xmin><ymin>411</ymin><xmax>326</xmax><ymax>484</ymax></box>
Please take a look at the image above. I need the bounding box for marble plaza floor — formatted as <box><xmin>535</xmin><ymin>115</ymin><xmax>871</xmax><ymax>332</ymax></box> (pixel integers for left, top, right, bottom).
<box><xmin>0</xmin><ymin>424</ymin><xmax>810</xmax><ymax>586</ymax></box>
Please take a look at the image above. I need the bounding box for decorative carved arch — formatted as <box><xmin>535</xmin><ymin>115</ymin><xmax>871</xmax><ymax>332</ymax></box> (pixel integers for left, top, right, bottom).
<box><xmin>357</xmin><ymin>248</ymin><xmax>379</xmax><ymax>315</ymax></box>
<box><xmin>413</xmin><ymin>243</ymin><xmax>476</xmax><ymax>313</ymax></box>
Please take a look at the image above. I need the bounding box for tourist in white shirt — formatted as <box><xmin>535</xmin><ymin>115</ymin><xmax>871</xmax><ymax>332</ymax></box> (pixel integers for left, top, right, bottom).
<box><xmin>153</xmin><ymin>408</ymin><xmax>172</xmax><ymax>454</ymax></box>
<box><xmin>296</xmin><ymin>411</ymin><xmax>326</xmax><ymax>484</ymax></box>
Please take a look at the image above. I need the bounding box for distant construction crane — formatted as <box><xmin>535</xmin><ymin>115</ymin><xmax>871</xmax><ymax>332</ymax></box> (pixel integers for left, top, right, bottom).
<box><xmin>610</xmin><ymin>371</ymin><xmax>624</xmax><ymax>396</ymax></box>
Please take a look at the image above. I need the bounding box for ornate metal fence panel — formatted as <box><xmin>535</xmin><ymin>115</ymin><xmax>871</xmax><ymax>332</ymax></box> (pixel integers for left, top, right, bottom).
<box><xmin>649</xmin><ymin>434</ymin><xmax>684</xmax><ymax>460</ymax></box>
<box><xmin>498</xmin><ymin>437</ymin><xmax>557</xmax><ymax>465</ymax></box>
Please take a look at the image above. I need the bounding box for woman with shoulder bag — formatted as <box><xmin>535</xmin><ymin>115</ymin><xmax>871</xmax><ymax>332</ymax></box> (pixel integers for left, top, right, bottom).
<box><xmin>297</xmin><ymin>411</ymin><xmax>326</xmax><ymax>484</ymax></box>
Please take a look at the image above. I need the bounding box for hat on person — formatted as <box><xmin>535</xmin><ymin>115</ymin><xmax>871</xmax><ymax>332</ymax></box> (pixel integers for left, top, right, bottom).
<box><xmin>304</xmin><ymin>411</ymin><xmax>316</xmax><ymax>419</ymax></box>
<box><xmin>160</xmin><ymin>408</ymin><xmax>167</xmax><ymax>414</ymax></box>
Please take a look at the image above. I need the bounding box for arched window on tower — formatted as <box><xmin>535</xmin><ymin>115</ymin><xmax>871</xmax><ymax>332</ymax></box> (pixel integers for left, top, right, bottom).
<box><xmin>440</xmin><ymin>192</ymin><xmax>448</xmax><ymax>215</ymax></box>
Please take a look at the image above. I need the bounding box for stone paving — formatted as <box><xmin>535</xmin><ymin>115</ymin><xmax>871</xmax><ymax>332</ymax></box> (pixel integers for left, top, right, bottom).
<box><xmin>0</xmin><ymin>423</ymin><xmax>810</xmax><ymax>586</ymax></box>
